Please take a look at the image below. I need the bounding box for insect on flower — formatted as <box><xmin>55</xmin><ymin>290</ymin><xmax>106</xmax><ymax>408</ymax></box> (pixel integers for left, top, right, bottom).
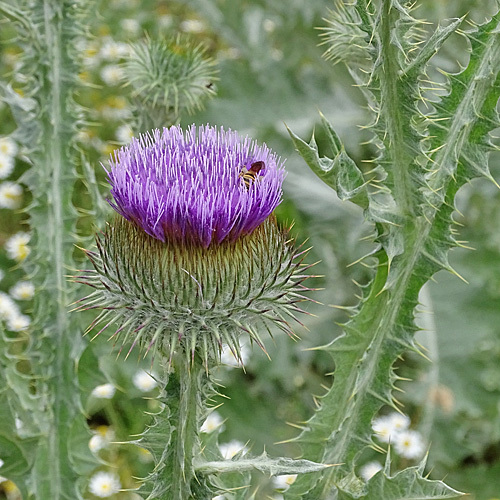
<box><xmin>239</xmin><ymin>160</ymin><xmax>265</xmax><ymax>189</ymax></box>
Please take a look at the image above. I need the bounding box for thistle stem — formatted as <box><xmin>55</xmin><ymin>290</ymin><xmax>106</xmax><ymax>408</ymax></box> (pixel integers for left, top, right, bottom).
<box><xmin>162</xmin><ymin>354</ymin><xmax>206</xmax><ymax>500</ymax></box>
<box><xmin>379</xmin><ymin>0</ymin><xmax>414</xmax><ymax>216</ymax></box>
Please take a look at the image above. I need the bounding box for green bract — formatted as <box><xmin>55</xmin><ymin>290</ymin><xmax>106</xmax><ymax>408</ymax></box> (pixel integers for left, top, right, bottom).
<box><xmin>78</xmin><ymin>216</ymin><xmax>312</xmax><ymax>365</ymax></box>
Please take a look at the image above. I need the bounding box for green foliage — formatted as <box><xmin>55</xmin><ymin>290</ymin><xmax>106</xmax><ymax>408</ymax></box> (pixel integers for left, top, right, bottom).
<box><xmin>196</xmin><ymin>454</ymin><xmax>332</xmax><ymax>476</ymax></box>
<box><xmin>286</xmin><ymin>112</ymin><xmax>368</xmax><ymax>207</ymax></box>
<box><xmin>0</xmin><ymin>327</ymin><xmax>38</xmax><ymax>500</ymax></box>
<box><xmin>0</xmin><ymin>1</ymin><xmax>223</xmax><ymax>498</ymax></box>
<box><xmin>0</xmin><ymin>1</ymin><xmax>99</xmax><ymax>498</ymax></box>
<box><xmin>137</xmin><ymin>360</ymin><xmax>212</xmax><ymax>500</ymax></box>
<box><xmin>338</xmin><ymin>457</ymin><xmax>462</xmax><ymax>499</ymax></box>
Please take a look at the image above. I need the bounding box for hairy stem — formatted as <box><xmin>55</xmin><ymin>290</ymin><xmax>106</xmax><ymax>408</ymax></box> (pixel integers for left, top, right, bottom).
<box><xmin>162</xmin><ymin>355</ymin><xmax>206</xmax><ymax>500</ymax></box>
<box><xmin>379</xmin><ymin>0</ymin><xmax>415</xmax><ymax>216</ymax></box>
<box><xmin>29</xmin><ymin>1</ymin><xmax>83</xmax><ymax>496</ymax></box>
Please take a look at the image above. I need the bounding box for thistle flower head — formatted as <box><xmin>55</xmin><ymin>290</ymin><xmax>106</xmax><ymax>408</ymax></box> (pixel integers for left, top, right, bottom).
<box><xmin>106</xmin><ymin>124</ymin><xmax>286</xmax><ymax>248</ymax></box>
<box><xmin>78</xmin><ymin>125</ymin><xmax>313</xmax><ymax>366</ymax></box>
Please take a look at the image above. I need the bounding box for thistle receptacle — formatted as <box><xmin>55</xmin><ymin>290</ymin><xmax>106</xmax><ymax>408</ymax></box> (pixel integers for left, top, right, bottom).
<box><xmin>77</xmin><ymin>124</ymin><xmax>314</xmax><ymax>366</ymax></box>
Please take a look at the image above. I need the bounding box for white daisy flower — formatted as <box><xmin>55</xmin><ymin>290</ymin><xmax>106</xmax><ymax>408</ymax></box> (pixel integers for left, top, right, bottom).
<box><xmin>158</xmin><ymin>15</ymin><xmax>173</xmax><ymax>30</ymax></box>
<box><xmin>100</xmin><ymin>40</ymin><xmax>130</xmax><ymax>61</ymax></box>
<box><xmin>263</xmin><ymin>19</ymin><xmax>276</xmax><ymax>33</ymax></box>
<box><xmin>219</xmin><ymin>440</ymin><xmax>248</xmax><ymax>459</ymax></box>
<box><xmin>91</xmin><ymin>383</ymin><xmax>116</xmax><ymax>399</ymax></box>
<box><xmin>220</xmin><ymin>343</ymin><xmax>251</xmax><ymax>368</ymax></box>
<box><xmin>10</xmin><ymin>281</ymin><xmax>35</xmax><ymax>300</ymax></box>
<box><xmin>0</xmin><ymin>137</ymin><xmax>17</xmax><ymax>157</ymax></box>
<box><xmin>132</xmin><ymin>369</ymin><xmax>158</xmax><ymax>392</ymax></box>
<box><xmin>0</xmin><ymin>154</ymin><xmax>14</xmax><ymax>179</ymax></box>
<box><xmin>88</xmin><ymin>471</ymin><xmax>121</xmax><ymax>497</ymax></box>
<box><xmin>76</xmin><ymin>129</ymin><xmax>93</xmax><ymax>145</ymax></box>
<box><xmin>359</xmin><ymin>461</ymin><xmax>383</xmax><ymax>481</ymax></box>
<box><xmin>393</xmin><ymin>430</ymin><xmax>425</xmax><ymax>459</ymax></box>
<box><xmin>89</xmin><ymin>434</ymin><xmax>107</xmax><ymax>453</ymax></box>
<box><xmin>389</xmin><ymin>412</ymin><xmax>410</xmax><ymax>432</ymax></box>
<box><xmin>5</xmin><ymin>232</ymin><xmax>31</xmax><ymax>261</ymax></box>
<box><xmin>0</xmin><ymin>182</ymin><xmax>23</xmax><ymax>209</ymax></box>
<box><xmin>372</xmin><ymin>415</ymin><xmax>399</xmax><ymax>444</ymax></box>
<box><xmin>95</xmin><ymin>425</ymin><xmax>115</xmax><ymax>442</ymax></box>
<box><xmin>100</xmin><ymin>105</ymin><xmax>131</xmax><ymax>121</ymax></box>
<box><xmin>7</xmin><ymin>314</ymin><xmax>31</xmax><ymax>332</ymax></box>
<box><xmin>201</xmin><ymin>411</ymin><xmax>224</xmax><ymax>434</ymax></box>
<box><xmin>115</xmin><ymin>124</ymin><xmax>134</xmax><ymax>144</ymax></box>
<box><xmin>120</xmin><ymin>19</ymin><xmax>141</xmax><ymax>36</ymax></box>
<box><xmin>1</xmin><ymin>51</ymin><xmax>19</xmax><ymax>67</ymax></box>
<box><xmin>272</xmin><ymin>474</ymin><xmax>297</xmax><ymax>491</ymax></box>
<box><xmin>0</xmin><ymin>292</ymin><xmax>20</xmax><ymax>320</ymax></box>
<box><xmin>82</xmin><ymin>42</ymin><xmax>100</xmax><ymax>69</ymax></box>
<box><xmin>100</xmin><ymin>65</ymin><xmax>124</xmax><ymax>86</ymax></box>
<box><xmin>0</xmin><ymin>458</ymin><xmax>4</xmax><ymax>468</ymax></box>
<box><xmin>180</xmin><ymin>19</ymin><xmax>205</xmax><ymax>33</ymax></box>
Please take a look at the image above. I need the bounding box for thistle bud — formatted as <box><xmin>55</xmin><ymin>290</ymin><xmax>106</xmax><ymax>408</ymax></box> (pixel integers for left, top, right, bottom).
<box><xmin>124</xmin><ymin>36</ymin><xmax>217</xmax><ymax>129</ymax></box>
<box><xmin>78</xmin><ymin>124</ymin><xmax>312</xmax><ymax>365</ymax></box>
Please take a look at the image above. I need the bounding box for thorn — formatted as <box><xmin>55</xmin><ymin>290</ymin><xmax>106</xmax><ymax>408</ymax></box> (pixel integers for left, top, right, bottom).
<box><xmin>285</xmin><ymin>421</ymin><xmax>306</xmax><ymax>430</ymax></box>
<box><xmin>446</xmin><ymin>266</ymin><xmax>468</xmax><ymax>284</ymax></box>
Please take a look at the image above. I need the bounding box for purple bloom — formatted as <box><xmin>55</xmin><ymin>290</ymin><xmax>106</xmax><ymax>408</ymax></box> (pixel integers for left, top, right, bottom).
<box><xmin>105</xmin><ymin>124</ymin><xmax>286</xmax><ymax>247</ymax></box>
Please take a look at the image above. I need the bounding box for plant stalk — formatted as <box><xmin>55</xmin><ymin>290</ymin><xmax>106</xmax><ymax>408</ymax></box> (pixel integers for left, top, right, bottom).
<box><xmin>162</xmin><ymin>354</ymin><xmax>207</xmax><ymax>500</ymax></box>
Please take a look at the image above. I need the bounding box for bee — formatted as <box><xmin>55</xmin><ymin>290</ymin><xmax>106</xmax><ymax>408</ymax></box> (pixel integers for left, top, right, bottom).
<box><xmin>239</xmin><ymin>161</ymin><xmax>265</xmax><ymax>189</ymax></box>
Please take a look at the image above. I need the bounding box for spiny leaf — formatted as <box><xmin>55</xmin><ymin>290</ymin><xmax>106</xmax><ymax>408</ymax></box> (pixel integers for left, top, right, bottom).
<box><xmin>1</xmin><ymin>1</ymin><xmax>100</xmax><ymax>498</ymax></box>
<box><xmin>320</xmin><ymin>0</ymin><xmax>373</xmax><ymax>68</ymax></box>
<box><xmin>286</xmin><ymin>115</ymin><xmax>369</xmax><ymax>208</ymax></box>
<box><xmin>402</xmin><ymin>17</ymin><xmax>464</xmax><ymax>78</ymax></box>
<box><xmin>285</xmin><ymin>4</ymin><xmax>500</xmax><ymax>500</ymax></box>
<box><xmin>357</xmin><ymin>455</ymin><xmax>463</xmax><ymax>500</ymax></box>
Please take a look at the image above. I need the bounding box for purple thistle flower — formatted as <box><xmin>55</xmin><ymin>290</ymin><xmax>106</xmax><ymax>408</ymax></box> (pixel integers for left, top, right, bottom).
<box><xmin>105</xmin><ymin>124</ymin><xmax>286</xmax><ymax>247</ymax></box>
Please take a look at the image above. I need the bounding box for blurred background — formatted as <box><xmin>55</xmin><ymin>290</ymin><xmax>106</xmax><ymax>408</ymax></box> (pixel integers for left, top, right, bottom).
<box><xmin>1</xmin><ymin>0</ymin><xmax>500</xmax><ymax>498</ymax></box>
